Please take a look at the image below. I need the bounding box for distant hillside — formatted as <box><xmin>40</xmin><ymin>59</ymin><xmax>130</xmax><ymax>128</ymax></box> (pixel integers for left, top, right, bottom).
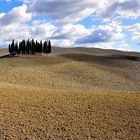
<box><xmin>0</xmin><ymin>48</ymin><xmax>8</xmax><ymax>57</ymax></box>
<box><xmin>1</xmin><ymin>47</ymin><xmax>140</xmax><ymax>57</ymax></box>
<box><xmin>51</xmin><ymin>47</ymin><xmax>140</xmax><ymax>57</ymax></box>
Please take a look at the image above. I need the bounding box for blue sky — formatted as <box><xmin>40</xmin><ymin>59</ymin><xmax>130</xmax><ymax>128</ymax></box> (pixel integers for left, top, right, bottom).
<box><xmin>0</xmin><ymin>0</ymin><xmax>140</xmax><ymax>52</ymax></box>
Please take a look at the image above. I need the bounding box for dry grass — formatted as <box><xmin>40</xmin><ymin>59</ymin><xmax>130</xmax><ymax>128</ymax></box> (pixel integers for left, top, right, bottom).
<box><xmin>0</xmin><ymin>55</ymin><xmax>139</xmax><ymax>92</ymax></box>
<box><xmin>0</xmin><ymin>48</ymin><xmax>8</xmax><ymax>57</ymax></box>
<box><xmin>0</xmin><ymin>48</ymin><xmax>140</xmax><ymax>139</ymax></box>
<box><xmin>0</xmin><ymin>84</ymin><xmax>140</xmax><ymax>140</ymax></box>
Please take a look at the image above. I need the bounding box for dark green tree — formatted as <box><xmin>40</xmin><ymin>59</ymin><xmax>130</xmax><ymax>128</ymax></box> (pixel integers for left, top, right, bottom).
<box><xmin>15</xmin><ymin>42</ymin><xmax>19</xmax><ymax>54</ymax></box>
<box><xmin>39</xmin><ymin>40</ymin><xmax>43</xmax><ymax>54</ymax></box>
<box><xmin>11</xmin><ymin>39</ymin><xmax>15</xmax><ymax>54</ymax></box>
<box><xmin>26</xmin><ymin>39</ymin><xmax>30</xmax><ymax>55</ymax></box>
<box><xmin>48</xmin><ymin>40</ymin><xmax>51</xmax><ymax>53</ymax></box>
<box><xmin>22</xmin><ymin>40</ymin><xmax>26</xmax><ymax>54</ymax></box>
<box><xmin>8</xmin><ymin>39</ymin><xmax>52</xmax><ymax>56</ymax></box>
<box><xmin>8</xmin><ymin>44</ymin><xmax>12</xmax><ymax>54</ymax></box>
<box><xmin>43</xmin><ymin>41</ymin><xmax>47</xmax><ymax>54</ymax></box>
<box><xmin>31</xmin><ymin>39</ymin><xmax>35</xmax><ymax>55</ymax></box>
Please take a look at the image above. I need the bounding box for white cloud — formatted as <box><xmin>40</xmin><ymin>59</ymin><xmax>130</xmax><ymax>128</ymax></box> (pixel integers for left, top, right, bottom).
<box><xmin>0</xmin><ymin>19</ymin><xmax>57</xmax><ymax>47</ymax></box>
<box><xmin>52</xmin><ymin>24</ymin><xmax>89</xmax><ymax>40</ymax></box>
<box><xmin>29</xmin><ymin>0</ymin><xmax>108</xmax><ymax>23</ymax></box>
<box><xmin>132</xmin><ymin>32</ymin><xmax>140</xmax><ymax>45</ymax></box>
<box><xmin>76</xmin><ymin>21</ymin><xmax>124</xmax><ymax>44</ymax></box>
<box><xmin>20</xmin><ymin>0</ymin><xmax>33</xmax><ymax>4</ymax></box>
<box><xmin>125</xmin><ymin>23</ymin><xmax>140</xmax><ymax>32</ymax></box>
<box><xmin>0</xmin><ymin>4</ymin><xmax>32</xmax><ymax>47</ymax></box>
<box><xmin>99</xmin><ymin>0</ymin><xmax>140</xmax><ymax>19</ymax></box>
<box><xmin>26</xmin><ymin>0</ymin><xmax>140</xmax><ymax>24</ymax></box>
<box><xmin>0</xmin><ymin>0</ymin><xmax>140</xmax><ymax>52</ymax></box>
<box><xmin>0</xmin><ymin>4</ymin><xmax>31</xmax><ymax>26</ymax></box>
<box><xmin>52</xmin><ymin>39</ymin><xmax>75</xmax><ymax>47</ymax></box>
<box><xmin>124</xmin><ymin>23</ymin><xmax>140</xmax><ymax>45</ymax></box>
<box><xmin>31</xmin><ymin>20</ymin><xmax>56</xmax><ymax>40</ymax></box>
<box><xmin>114</xmin><ymin>40</ymin><xmax>132</xmax><ymax>51</ymax></box>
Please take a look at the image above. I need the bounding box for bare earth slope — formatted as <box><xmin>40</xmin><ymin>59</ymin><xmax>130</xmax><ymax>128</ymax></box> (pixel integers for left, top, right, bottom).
<box><xmin>0</xmin><ymin>47</ymin><xmax>140</xmax><ymax>139</ymax></box>
<box><xmin>0</xmin><ymin>48</ymin><xmax>8</xmax><ymax>57</ymax></box>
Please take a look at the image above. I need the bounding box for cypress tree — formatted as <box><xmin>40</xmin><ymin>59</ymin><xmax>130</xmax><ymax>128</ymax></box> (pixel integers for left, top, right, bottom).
<box><xmin>48</xmin><ymin>40</ymin><xmax>51</xmax><ymax>53</ymax></box>
<box><xmin>22</xmin><ymin>40</ymin><xmax>25</xmax><ymax>54</ymax></box>
<box><xmin>15</xmin><ymin>42</ymin><xmax>18</xmax><ymax>54</ymax></box>
<box><xmin>27</xmin><ymin>39</ymin><xmax>30</xmax><ymax>55</ymax></box>
<box><xmin>31</xmin><ymin>39</ymin><xmax>35</xmax><ymax>55</ymax></box>
<box><xmin>8</xmin><ymin>44</ymin><xmax>11</xmax><ymax>54</ymax></box>
<box><xmin>11</xmin><ymin>39</ymin><xmax>15</xmax><ymax>54</ymax></box>
<box><xmin>40</xmin><ymin>40</ymin><xmax>43</xmax><ymax>54</ymax></box>
<box><xmin>35</xmin><ymin>40</ymin><xmax>38</xmax><ymax>53</ymax></box>
<box><xmin>43</xmin><ymin>41</ymin><xmax>47</xmax><ymax>54</ymax></box>
<box><xmin>19</xmin><ymin>41</ymin><xmax>22</xmax><ymax>54</ymax></box>
<box><xmin>8</xmin><ymin>39</ymin><xmax>51</xmax><ymax>56</ymax></box>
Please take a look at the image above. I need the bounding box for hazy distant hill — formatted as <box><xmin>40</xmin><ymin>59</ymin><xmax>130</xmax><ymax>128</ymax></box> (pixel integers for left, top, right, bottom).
<box><xmin>51</xmin><ymin>47</ymin><xmax>140</xmax><ymax>57</ymax></box>
<box><xmin>1</xmin><ymin>47</ymin><xmax>140</xmax><ymax>57</ymax></box>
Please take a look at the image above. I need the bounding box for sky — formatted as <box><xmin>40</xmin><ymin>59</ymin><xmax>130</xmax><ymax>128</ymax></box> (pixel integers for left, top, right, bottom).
<box><xmin>0</xmin><ymin>0</ymin><xmax>140</xmax><ymax>52</ymax></box>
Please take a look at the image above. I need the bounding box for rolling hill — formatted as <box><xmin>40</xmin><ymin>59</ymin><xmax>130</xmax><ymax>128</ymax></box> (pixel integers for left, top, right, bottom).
<box><xmin>0</xmin><ymin>47</ymin><xmax>140</xmax><ymax>139</ymax></box>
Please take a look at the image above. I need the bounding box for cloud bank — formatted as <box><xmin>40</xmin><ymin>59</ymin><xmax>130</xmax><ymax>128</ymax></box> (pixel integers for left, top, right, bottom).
<box><xmin>0</xmin><ymin>0</ymin><xmax>140</xmax><ymax>51</ymax></box>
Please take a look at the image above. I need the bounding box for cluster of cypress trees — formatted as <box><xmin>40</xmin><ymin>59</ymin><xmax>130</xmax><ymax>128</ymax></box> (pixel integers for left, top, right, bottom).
<box><xmin>8</xmin><ymin>39</ymin><xmax>51</xmax><ymax>55</ymax></box>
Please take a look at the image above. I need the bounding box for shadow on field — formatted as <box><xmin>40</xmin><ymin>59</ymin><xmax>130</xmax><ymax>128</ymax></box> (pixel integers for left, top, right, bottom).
<box><xmin>0</xmin><ymin>54</ymin><xmax>11</xmax><ymax>58</ymax></box>
<box><xmin>60</xmin><ymin>53</ymin><xmax>140</xmax><ymax>63</ymax></box>
<box><xmin>0</xmin><ymin>54</ymin><xmax>20</xmax><ymax>59</ymax></box>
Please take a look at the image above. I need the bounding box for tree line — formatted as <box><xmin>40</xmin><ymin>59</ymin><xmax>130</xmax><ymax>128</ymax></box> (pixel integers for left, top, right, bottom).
<box><xmin>8</xmin><ymin>39</ymin><xmax>51</xmax><ymax>55</ymax></box>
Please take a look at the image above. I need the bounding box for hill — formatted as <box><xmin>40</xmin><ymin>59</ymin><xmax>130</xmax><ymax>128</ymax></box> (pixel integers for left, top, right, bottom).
<box><xmin>0</xmin><ymin>47</ymin><xmax>140</xmax><ymax>139</ymax></box>
<box><xmin>0</xmin><ymin>48</ymin><xmax>8</xmax><ymax>57</ymax></box>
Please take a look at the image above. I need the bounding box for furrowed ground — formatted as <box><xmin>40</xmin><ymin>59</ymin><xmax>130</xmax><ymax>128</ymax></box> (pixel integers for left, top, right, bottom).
<box><xmin>0</xmin><ymin>48</ymin><xmax>140</xmax><ymax>139</ymax></box>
